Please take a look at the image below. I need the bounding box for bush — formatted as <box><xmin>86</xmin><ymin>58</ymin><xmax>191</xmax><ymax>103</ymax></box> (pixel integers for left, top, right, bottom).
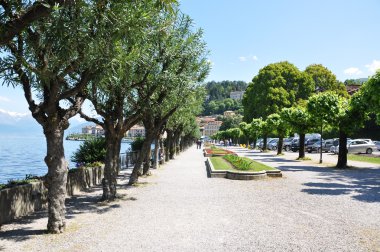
<box><xmin>131</xmin><ymin>137</ymin><xmax>145</xmax><ymax>151</ymax></box>
<box><xmin>71</xmin><ymin>138</ymin><xmax>106</xmax><ymax>166</ymax></box>
<box><xmin>223</xmin><ymin>154</ymin><xmax>253</xmax><ymax>171</ymax></box>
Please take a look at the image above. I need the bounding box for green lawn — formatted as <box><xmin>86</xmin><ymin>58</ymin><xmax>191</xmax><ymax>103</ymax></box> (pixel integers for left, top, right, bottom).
<box><xmin>348</xmin><ymin>154</ymin><xmax>380</xmax><ymax>164</ymax></box>
<box><xmin>210</xmin><ymin>156</ymin><xmax>277</xmax><ymax>172</ymax></box>
<box><xmin>210</xmin><ymin>157</ymin><xmax>233</xmax><ymax>170</ymax></box>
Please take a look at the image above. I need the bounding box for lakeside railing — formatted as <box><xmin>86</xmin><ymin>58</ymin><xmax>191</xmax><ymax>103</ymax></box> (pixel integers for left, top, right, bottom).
<box><xmin>119</xmin><ymin>149</ymin><xmax>162</xmax><ymax>170</ymax></box>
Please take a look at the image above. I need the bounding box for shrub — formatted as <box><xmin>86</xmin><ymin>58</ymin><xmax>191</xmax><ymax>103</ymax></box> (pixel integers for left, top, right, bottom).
<box><xmin>71</xmin><ymin>138</ymin><xmax>106</xmax><ymax>165</ymax></box>
<box><xmin>223</xmin><ymin>154</ymin><xmax>253</xmax><ymax>171</ymax></box>
<box><xmin>131</xmin><ymin>137</ymin><xmax>145</xmax><ymax>151</ymax></box>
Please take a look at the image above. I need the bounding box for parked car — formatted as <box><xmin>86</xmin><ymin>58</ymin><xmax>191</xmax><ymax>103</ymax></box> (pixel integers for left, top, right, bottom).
<box><xmin>336</xmin><ymin>139</ymin><xmax>376</xmax><ymax>154</ymax></box>
<box><xmin>308</xmin><ymin>139</ymin><xmax>335</xmax><ymax>153</ymax></box>
<box><xmin>267</xmin><ymin>138</ymin><xmax>279</xmax><ymax>150</ymax></box>
<box><xmin>291</xmin><ymin>137</ymin><xmax>320</xmax><ymax>152</ymax></box>
<box><xmin>374</xmin><ymin>141</ymin><xmax>380</xmax><ymax>151</ymax></box>
<box><xmin>283</xmin><ymin>137</ymin><xmax>294</xmax><ymax>151</ymax></box>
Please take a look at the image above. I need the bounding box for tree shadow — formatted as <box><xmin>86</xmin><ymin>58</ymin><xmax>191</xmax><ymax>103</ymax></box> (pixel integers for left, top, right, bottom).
<box><xmin>0</xmin><ymin>174</ymin><xmax>129</xmax><ymax>243</ymax></box>
<box><xmin>283</xmin><ymin>164</ymin><xmax>380</xmax><ymax>203</ymax></box>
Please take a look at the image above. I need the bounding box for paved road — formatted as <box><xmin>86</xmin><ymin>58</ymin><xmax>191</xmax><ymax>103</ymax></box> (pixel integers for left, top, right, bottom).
<box><xmin>1</xmin><ymin>146</ymin><xmax>380</xmax><ymax>251</ymax></box>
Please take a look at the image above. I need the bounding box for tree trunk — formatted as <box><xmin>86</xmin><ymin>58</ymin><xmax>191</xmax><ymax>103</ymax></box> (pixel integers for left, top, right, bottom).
<box><xmin>277</xmin><ymin>136</ymin><xmax>283</xmax><ymax>155</ymax></box>
<box><xmin>159</xmin><ymin>138</ymin><xmax>165</xmax><ymax>165</ymax></box>
<box><xmin>44</xmin><ymin>127</ymin><xmax>68</xmax><ymax>234</ymax></box>
<box><xmin>298</xmin><ymin>133</ymin><xmax>306</xmax><ymax>159</ymax></box>
<box><xmin>129</xmin><ymin>136</ymin><xmax>152</xmax><ymax>184</ymax></box>
<box><xmin>263</xmin><ymin>135</ymin><xmax>267</xmax><ymax>150</ymax></box>
<box><xmin>253</xmin><ymin>139</ymin><xmax>257</xmax><ymax>148</ymax></box>
<box><xmin>102</xmin><ymin>129</ymin><xmax>122</xmax><ymax>201</ymax></box>
<box><xmin>336</xmin><ymin>130</ymin><xmax>348</xmax><ymax>168</ymax></box>
<box><xmin>152</xmin><ymin>137</ymin><xmax>159</xmax><ymax>169</ymax></box>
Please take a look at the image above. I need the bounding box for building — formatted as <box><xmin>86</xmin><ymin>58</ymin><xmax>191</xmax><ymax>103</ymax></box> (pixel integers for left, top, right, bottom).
<box><xmin>203</xmin><ymin>120</ymin><xmax>223</xmax><ymax>137</ymax></box>
<box><xmin>196</xmin><ymin>116</ymin><xmax>223</xmax><ymax>137</ymax></box>
<box><xmin>126</xmin><ymin>125</ymin><xmax>146</xmax><ymax>138</ymax></box>
<box><xmin>82</xmin><ymin>125</ymin><xmax>104</xmax><ymax>136</ymax></box>
<box><xmin>346</xmin><ymin>84</ymin><xmax>361</xmax><ymax>95</ymax></box>
<box><xmin>223</xmin><ymin>110</ymin><xmax>235</xmax><ymax>117</ymax></box>
<box><xmin>230</xmin><ymin>91</ymin><xmax>245</xmax><ymax>100</ymax></box>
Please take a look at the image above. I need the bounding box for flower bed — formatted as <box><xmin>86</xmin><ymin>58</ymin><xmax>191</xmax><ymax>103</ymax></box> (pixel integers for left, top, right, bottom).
<box><xmin>203</xmin><ymin>147</ymin><xmax>236</xmax><ymax>157</ymax></box>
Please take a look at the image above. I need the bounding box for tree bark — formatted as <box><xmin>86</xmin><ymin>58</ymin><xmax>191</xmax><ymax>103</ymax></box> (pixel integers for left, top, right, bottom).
<box><xmin>129</xmin><ymin>135</ymin><xmax>152</xmax><ymax>184</ymax></box>
<box><xmin>336</xmin><ymin>130</ymin><xmax>348</xmax><ymax>168</ymax></box>
<box><xmin>298</xmin><ymin>133</ymin><xmax>306</xmax><ymax>159</ymax></box>
<box><xmin>277</xmin><ymin>136</ymin><xmax>283</xmax><ymax>155</ymax></box>
<box><xmin>44</xmin><ymin>127</ymin><xmax>68</xmax><ymax>234</ymax></box>
<box><xmin>152</xmin><ymin>137</ymin><xmax>160</xmax><ymax>169</ymax></box>
<box><xmin>263</xmin><ymin>135</ymin><xmax>267</xmax><ymax>150</ymax></box>
<box><xmin>102</xmin><ymin>129</ymin><xmax>122</xmax><ymax>201</ymax></box>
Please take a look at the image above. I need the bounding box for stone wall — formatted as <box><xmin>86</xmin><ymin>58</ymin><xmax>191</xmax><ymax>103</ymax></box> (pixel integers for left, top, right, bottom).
<box><xmin>0</xmin><ymin>165</ymin><xmax>104</xmax><ymax>225</ymax></box>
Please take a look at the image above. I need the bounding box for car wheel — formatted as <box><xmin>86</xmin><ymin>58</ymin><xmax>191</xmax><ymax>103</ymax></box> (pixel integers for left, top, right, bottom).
<box><xmin>317</xmin><ymin>148</ymin><xmax>321</xmax><ymax>153</ymax></box>
<box><xmin>273</xmin><ymin>146</ymin><xmax>277</xmax><ymax>151</ymax></box>
<box><xmin>366</xmin><ymin>148</ymin><xmax>373</xmax><ymax>154</ymax></box>
<box><xmin>285</xmin><ymin>146</ymin><xmax>290</xmax><ymax>151</ymax></box>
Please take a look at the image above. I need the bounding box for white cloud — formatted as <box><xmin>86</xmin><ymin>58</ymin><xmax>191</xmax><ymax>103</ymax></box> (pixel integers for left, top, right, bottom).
<box><xmin>0</xmin><ymin>96</ymin><xmax>11</xmax><ymax>102</ymax></box>
<box><xmin>344</xmin><ymin>67</ymin><xmax>362</xmax><ymax>76</ymax></box>
<box><xmin>239</xmin><ymin>55</ymin><xmax>258</xmax><ymax>62</ymax></box>
<box><xmin>365</xmin><ymin>60</ymin><xmax>380</xmax><ymax>73</ymax></box>
<box><xmin>0</xmin><ymin>108</ymin><xmax>29</xmax><ymax>117</ymax></box>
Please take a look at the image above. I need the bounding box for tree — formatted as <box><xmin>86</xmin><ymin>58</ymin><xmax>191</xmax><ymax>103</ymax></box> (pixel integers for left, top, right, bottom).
<box><xmin>281</xmin><ymin>106</ymin><xmax>313</xmax><ymax>159</ymax></box>
<box><xmin>266</xmin><ymin>113</ymin><xmax>289</xmax><ymax>155</ymax></box>
<box><xmin>307</xmin><ymin>92</ymin><xmax>341</xmax><ymax>163</ymax></box>
<box><xmin>249</xmin><ymin>118</ymin><xmax>264</xmax><ymax>148</ymax></box>
<box><xmin>243</xmin><ymin>61</ymin><xmax>314</xmax><ymax>123</ymax></box>
<box><xmin>128</xmin><ymin>13</ymin><xmax>210</xmax><ymax>184</ymax></box>
<box><xmin>0</xmin><ymin>0</ymin><xmax>73</xmax><ymax>46</ymax></box>
<box><xmin>227</xmin><ymin>128</ymin><xmax>242</xmax><ymax>145</ymax></box>
<box><xmin>0</xmin><ymin>2</ymin><xmax>99</xmax><ymax>233</ymax></box>
<box><xmin>360</xmin><ymin>71</ymin><xmax>380</xmax><ymax>122</ymax></box>
<box><xmin>239</xmin><ymin>122</ymin><xmax>251</xmax><ymax>146</ymax></box>
<box><xmin>219</xmin><ymin>114</ymin><xmax>243</xmax><ymax>131</ymax></box>
<box><xmin>304</xmin><ymin>64</ymin><xmax>348</xmax><ymax>96</ymax></box>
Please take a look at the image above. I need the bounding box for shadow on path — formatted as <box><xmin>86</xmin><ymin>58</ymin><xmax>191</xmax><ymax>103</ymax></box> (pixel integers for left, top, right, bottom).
<box><xmin>0</xmin><ymin>173</ymin><xmax>130</xmax><ymax>243</ymax></box>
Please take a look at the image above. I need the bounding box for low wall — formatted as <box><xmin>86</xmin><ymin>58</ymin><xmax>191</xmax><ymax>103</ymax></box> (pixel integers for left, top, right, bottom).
<box><xmin>0</xmin><ymin>165</ymin><xmax>104</xmax><ymax>225</ymax></box>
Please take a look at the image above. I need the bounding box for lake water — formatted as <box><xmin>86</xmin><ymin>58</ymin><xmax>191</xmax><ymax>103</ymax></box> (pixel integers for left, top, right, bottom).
<box><xmin>0</xmin><ymin>135</ymin><xmax>131</xmax><ymax>184</ymax></box>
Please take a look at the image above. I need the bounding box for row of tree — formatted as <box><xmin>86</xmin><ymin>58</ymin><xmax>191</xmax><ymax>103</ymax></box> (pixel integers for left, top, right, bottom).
<box><xmin>0</xmin><ymin>1</ymin><xmax>208</xmax><ymax>233</ymax></box>
<box><xmin>214</xmin><ymin>62</ymin><xmax>379</xmax><ymax>168</ymax></box>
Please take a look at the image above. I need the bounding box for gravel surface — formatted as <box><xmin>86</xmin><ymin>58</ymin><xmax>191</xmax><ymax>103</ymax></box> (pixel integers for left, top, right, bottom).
<box><xmin>1</xmin><ymin>146</ymin><xmax>380</xmax><ymax>251</ymax></box>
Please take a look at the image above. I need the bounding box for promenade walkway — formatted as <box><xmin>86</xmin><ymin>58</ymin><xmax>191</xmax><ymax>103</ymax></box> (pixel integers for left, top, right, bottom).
<box><xmin>1</xmin><ymin>146</ymin><xmax>380</xmax><ymax>251</ymax></box>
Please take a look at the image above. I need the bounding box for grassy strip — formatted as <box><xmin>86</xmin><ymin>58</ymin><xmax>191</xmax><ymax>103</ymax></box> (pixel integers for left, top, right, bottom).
<box><xmin>210</xmin><ymin>157</ymin><xmax>233</xmax><ymax>170</ymax></box>
<box><xmin>210</xmin><ymin>155</ymin><xmax>277</xmax><ymax>172</ymax></box>
<box><xmin>348</xmin><ymin>154</ymin><xmax>380</xmax><ymax>164</ymax></box>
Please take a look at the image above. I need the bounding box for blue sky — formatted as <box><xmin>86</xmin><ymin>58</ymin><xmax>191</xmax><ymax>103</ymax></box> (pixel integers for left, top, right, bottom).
<box><xmin>1</xmin><ymin>0</ymin><xmax>379</xmax><ymax>114</ymax></box>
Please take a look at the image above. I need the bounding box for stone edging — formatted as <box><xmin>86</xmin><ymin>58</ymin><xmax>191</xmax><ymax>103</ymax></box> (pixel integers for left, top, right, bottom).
<box><xmin>206</xmin><ymin>158</ymin><xmax>282</xmax><ymax>180</ymax></box>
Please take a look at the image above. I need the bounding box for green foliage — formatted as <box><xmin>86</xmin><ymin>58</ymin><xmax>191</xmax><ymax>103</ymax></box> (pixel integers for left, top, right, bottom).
<box><xmin>219</xmin><ymin>114</ymin><xmax>243</xmax><ymax>131</ymax></box>
<box><xmin>243</xmin><ymin>61</ymin><xmax>314</xmax><ymax>122</ymax></box>
<box><xmin>203</xmin><ymin>98</ymin><xmax>243</xmax><ymax>115</ymax></box>
<box><xmin>205</xmin><ymin>81</ymin><xmax>247</xmax><ymax>101</ymax></box>
<box><xmin>307</xmin><ymin>92</ymin><xmax>341</xmax><ymax>128</ymax></box>
<box><xmin>249</xmin><ymin>118</ymin><xmax>264</xmax><ymax>140</ymax></box>
<box><xmin>131</xmin><ymin>137</ymin><xmax>145</xmax><ymax>151</ymax></box>
<box><xmin>281</xmin><ymin>106</ymin><xmax>312</xmax><ymax>134</ymax></box>
<box><xmin>360</xmin><ymin>71</ymin><xmax>380</xmax><ymax>123</ymax></box>
<box><xmin>265</xmin><ymin>113</ymin><xmax>288</xmax><ymax>137</ymax></box>
<box><xmin>71</xmin><ymin>138</ymin><xmax>106</xmax><ymax>165</ymax></box>
<box><xmin>344</xmin><ymin>78</ymin><xmax>368</xmax><ymax>86</ymax></box>
<box><xmin>305</xmin><ymin>64</ymin><xmax>348</xmax><ymax>97</ymax></box>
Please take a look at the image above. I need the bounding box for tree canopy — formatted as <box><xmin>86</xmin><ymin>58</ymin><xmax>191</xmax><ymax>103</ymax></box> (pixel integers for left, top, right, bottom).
<box><xmin>243</xmin><ymin>61</ymin><xmax>314</xmax><ymax>122</ymax></box>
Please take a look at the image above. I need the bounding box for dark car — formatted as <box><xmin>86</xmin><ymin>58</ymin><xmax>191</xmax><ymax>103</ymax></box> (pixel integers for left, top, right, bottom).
<box><xmin>283</xmin><ymin>137</ymin><xmax>294</xmax><ymax>151</ymax></box>
<box><xmin>308</xmin><ymin>139</ymin><xmax>335</xmax><ymax>153</ymax></box>
<box><xmin>292</xmin><ymin>138</ymin><xmax>320</xmax><ymax>152</ymax></box>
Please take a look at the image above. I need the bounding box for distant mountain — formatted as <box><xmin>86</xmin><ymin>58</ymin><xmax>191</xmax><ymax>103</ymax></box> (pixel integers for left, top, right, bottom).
<box><xmin>0</xmin><ymin>109</ymin><xmax>42</xmax><ymax>135</ymax></box>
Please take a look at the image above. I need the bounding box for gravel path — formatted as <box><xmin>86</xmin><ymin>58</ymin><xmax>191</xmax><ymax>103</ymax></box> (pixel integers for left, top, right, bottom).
<box><xmin>1</xmin><ymin>146</ymin><xmax>380</xmax><ymax>251</ymax></box>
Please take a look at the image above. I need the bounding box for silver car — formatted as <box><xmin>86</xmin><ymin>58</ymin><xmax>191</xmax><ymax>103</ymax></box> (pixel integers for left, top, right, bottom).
<box><xmin>343</xmin><ymin>139</ymin><xmax>376</xmax><ymax>154</ymax></box>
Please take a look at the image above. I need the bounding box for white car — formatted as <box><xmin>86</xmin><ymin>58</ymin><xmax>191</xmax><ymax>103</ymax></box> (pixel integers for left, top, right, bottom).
<box><xmin>336</xmin><ymin>139</ymin><xmax>376</xmax><ymax>154</ymax></box>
